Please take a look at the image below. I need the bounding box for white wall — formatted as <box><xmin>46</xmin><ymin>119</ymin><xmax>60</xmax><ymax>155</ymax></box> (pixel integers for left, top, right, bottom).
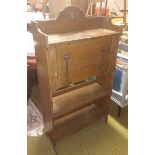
<box><xmin>48</xmin><ymin>0</ymin><xmax>71</xmax><ymax>18</ymax></box>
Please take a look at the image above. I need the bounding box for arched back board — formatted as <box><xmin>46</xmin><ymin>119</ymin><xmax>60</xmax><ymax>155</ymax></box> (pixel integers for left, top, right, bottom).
<box><xmin>33</xmin><ymin>5</ymin><xmax>104</xmax><ymax>34</ymax></box>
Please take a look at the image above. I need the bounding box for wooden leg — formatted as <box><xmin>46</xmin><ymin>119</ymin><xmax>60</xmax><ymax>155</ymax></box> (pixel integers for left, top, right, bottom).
<box><xmin>46</xmin><ymin>131</ymin><xmax>57</xmax><ymax>154</ymax></box>
<box><xmin>104</xmin><ymin>114</ymin><xmax>108</xmax><ymax>123</ymax></box>
<box><xmin>97</xmin><ymin>96</ymin><xmax>110</xmax><ymax>123</ymax></box>
<box><xmin>52</xmin><ymin>139</ymin><xmax>57</xmax><ymax>154</ymax></box>
<box><xmin>118</xmin><ymin>106</ymin><xmax>122</xmax><ymax>117</ymax></box>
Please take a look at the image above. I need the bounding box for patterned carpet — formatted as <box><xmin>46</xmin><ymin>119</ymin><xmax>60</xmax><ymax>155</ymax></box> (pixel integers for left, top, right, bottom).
<box><xmin>28</xmin><ymin>85</ymin><xmax>128</xmax><ymax>155</ymax></box>
<box><xmin>27</xmin><ymin>98</ymin><xmax>44</xmax><ymax>136</ymax></box>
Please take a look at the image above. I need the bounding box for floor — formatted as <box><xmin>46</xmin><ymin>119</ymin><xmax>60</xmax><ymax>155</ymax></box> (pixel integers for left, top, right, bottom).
<box><xmin>27</xmin><ymin>100</ymin><xmax>128</xmax><ymax>155</ymax></box>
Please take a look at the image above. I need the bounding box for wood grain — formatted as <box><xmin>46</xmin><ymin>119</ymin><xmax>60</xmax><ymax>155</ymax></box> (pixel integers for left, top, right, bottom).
<box><xmin>47</xmin><ymin>28</ymin><xmax>118</xmax><ymax>44</ymax></box>
<box><xmin>31</xmin><ymin>6</ymin><xmax>120</xmax><ymax>152</ymax></box>
<box><xmin>53</xmin><ymin>104</ymin><xmax>105</xmax><ymax>141</ymax></box>
<box><xmin>52</xmin><ymin>83</ymin><xmax>107</xmax><ymax>120</ymax></box>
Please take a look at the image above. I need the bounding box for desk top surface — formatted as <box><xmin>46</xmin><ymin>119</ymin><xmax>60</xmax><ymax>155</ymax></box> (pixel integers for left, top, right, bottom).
<box><xmin>27</xmin><ymin>28</ymin><xmax>119</xmax><ymax>57</ymax></box>
<box><xmin>48</xmin><ymin>28</ymin><xmax>118</xmax><ymax>45</ymax></box>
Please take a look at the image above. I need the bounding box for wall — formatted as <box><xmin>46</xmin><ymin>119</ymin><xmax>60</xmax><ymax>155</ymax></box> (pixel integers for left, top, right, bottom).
<box><xmin>48</xmin><ymin>0</ymin><xmax>89</xmax><ymax>18</ymax></box>
<box><xmin>48</xmin><ymin>0</ymin><xmax>71</xmax><ymax>18</ymax></box>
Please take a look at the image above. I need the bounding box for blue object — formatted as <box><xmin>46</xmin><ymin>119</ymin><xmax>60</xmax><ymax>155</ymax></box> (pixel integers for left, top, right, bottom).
<box><xmin>112</xmin><ymin>68</ymin><xmax>122</xmax><ymax>92</ymax></box>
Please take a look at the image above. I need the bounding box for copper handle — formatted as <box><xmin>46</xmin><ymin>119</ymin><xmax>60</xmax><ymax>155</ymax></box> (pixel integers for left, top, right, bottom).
<box><xmin>64</xmin><ymin>53</ymin><xmax>70</xmax><ymax>86</ymax></box>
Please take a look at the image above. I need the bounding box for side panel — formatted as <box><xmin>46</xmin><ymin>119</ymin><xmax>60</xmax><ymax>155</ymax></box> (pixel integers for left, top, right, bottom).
<box><xmin>47</xmin><ymin>46</ymin><xmax>59</xmax><ymax>94</ymax></box>
<box><xmin>32</xmin><ymin>26</ymin><xmax>54</xmax><ymax>133</ymax></box>
<box><xmin>96</xmin><ymin>34</ymin><xmax>119</xmax><ymax>118</ymax></box>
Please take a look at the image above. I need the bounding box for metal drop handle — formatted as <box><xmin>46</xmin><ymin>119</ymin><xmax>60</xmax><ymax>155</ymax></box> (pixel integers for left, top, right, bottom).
<box><xmin>102</xmin><ymin>47</ymin><xmax>108</xmax><ymax>59</ymax></box>
<box><xmin>102</xmin><ymin>47</ymin><xmax>108</xmax><ymax>71</ymax></box>
<box><xmin>64</xmin><ymin>53</ymin><xmax>70</xmax><ymax>86</ymax></box>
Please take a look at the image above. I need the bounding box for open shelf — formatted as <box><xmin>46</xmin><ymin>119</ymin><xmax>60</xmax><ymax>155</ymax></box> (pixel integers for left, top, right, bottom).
<box><xmin>52</xmin><ymin>83</ymin><xmax>107</xmax><ymax>120</ymax></box>
<box><xmin>53</xmin><ymin>104</ymin><xmax>105</xmax><ymax>141</ymax></box>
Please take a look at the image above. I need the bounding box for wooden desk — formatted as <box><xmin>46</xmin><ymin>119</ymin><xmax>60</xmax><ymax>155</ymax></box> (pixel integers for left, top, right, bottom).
<box><xmin>32</xmin><ymin>6</ymin><xmax>119</xmax><ymax>152</ymax></box>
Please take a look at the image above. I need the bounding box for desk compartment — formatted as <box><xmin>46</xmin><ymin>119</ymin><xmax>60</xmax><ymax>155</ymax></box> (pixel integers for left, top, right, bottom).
<box><xmin>55</xmin><ymin>37</ymin><xmax>110</xmax><ymax>89</ymax></box>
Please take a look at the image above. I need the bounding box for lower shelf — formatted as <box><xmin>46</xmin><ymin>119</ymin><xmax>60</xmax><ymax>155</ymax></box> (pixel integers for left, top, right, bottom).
<box><xmin>52</xmin><ymin>83</ymin><xmax>107</xmax><ymax>120</ymax></box>
<box><xmin>52</xmin><ymin>104</ymin><xmax>106</xmax><ymax>141</ymax></box>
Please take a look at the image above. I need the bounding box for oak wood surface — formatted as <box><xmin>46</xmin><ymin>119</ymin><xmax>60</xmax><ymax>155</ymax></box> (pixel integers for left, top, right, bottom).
<box><xmin>31</xmin><ymin>5</ymin><xmax>120</xmax><ymax>151</ymax></box>
<box><xmin>55</xmin><ymin>37</ymin><xmax>105</xmax><ymax>88</ymax></box>
<box><xmin>47</xmin><ymin>28</ymin><xmax>118</xmax><ymax>44</ymax></box>
<box><xmin>32</xmin><ymin>22</ymin><xmax>54</xmax><ymax>133</ymax></box>
<box><xmin>52</xmin><ymin>83</ymin><xmax>107</xmax><ymax>120</ymax></box>
<box><xmin>53</xmin><ymin>104</ymin><xmax>105</xmax><ymax>141</ymax></box>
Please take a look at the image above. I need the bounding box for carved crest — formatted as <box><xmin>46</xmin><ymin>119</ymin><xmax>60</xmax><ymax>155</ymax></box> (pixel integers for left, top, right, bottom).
<box><xmin>57</xmin><ymin>5</ymin><xmax>85</xmax><ymax>21</ymax></box>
